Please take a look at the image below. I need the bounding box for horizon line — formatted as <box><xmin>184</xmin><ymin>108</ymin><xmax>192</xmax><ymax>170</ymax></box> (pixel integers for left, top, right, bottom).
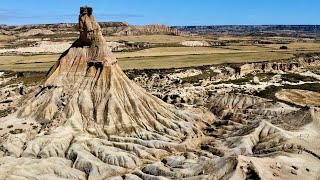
<box><xmin>2</xmin><ymin>22</ymin><xmax>320</xmax><ymax>27</ymax></box>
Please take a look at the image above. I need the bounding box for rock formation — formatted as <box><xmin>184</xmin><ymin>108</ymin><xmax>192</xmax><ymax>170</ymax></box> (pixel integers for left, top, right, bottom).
<box><xmin>127</xmin><ymin>60</ymin><xmax>320</xmax><ymax>179</ymax></box>
<box><xmin>18</xmin><ymin>29</ymin><xmax>55</xmax><ymax>37</ymax></box>
<box><xmin>1</xmin><ymin>6</ymin><xmax>320</xmax><ymax>180</ymax></box>
<box><xmin>3</xmin><ymin>21</ymin><xmax>182</xmax><ymax>37</ymax></box>
<box><xmin>111</xmin><ymin>24</ymin><xmax>182</xmax><ymax>36</ymax></box>
<box><xmin>238</xmin><ymin>62</ymin><xmax>301</xmax><ymax>76</ymax></box>
<box><xmin>0</xmin><ymin>6</ymin><xmax>216</xmax><ymax>179</ymax></box>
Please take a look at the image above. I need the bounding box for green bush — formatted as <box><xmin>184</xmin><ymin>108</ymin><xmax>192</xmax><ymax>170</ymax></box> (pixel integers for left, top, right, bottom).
<box><xmin>181</xmin><ymin>70</ymin><xmax>219</xmax><ymax>84</ymax></box>
<box><xmin>280</xmin><ymin>46</ymin><xmax>288</xmax><ymax>49</ymax></box>
<box><xmin>281</xmin><ymin>73</ymin><xmax>318</xmax><ymax>83</ymax></box>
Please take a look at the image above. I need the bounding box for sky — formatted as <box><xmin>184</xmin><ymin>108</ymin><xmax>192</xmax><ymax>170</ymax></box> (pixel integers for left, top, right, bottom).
<box><xmin>1</xmin><ymin>0</ymin><xmax>319</xmax><ymax>26</ymax></box>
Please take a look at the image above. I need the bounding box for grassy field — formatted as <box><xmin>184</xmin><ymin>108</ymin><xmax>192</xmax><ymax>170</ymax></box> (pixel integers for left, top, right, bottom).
<box><xmin>0</xmin><ymin>51</ymin><xmax>295</xmax><ymax>71</ymax></box>
<box><xmin>118</xmin><ymin>51</ymin><xmax>295</xmax><ymax>70</ymax></box>
<box><xmin>259</xmin><ymin>42</ymin><xmax>320</xmax><ymax>51</ymax></box>
<box><xmin>104</xmin><ymin>35</ymin><xmax>212</xmax><ymax>43</ymax></box>
<box><xmin>222</xmin><ymin>43</ymin><xmax>320</xmax><ymax>57</ymax></box>
<box><xmin>0</xmin><ymin>55</ymin><xmax>58</xmax><ymax>71</ymax></box>
<box><xmin>114</xmin><ymin>47</ymin><xmax>249</xmax><ymax>58</ymax></box>
<box><xmin>0</xmin><ymin>35</ymin><xmax>15</xmax><ymax>41</ymax></box>
<box><xmin>306</xmin><ymin>66</ymin><xmax>320</xmax><ymax>70</ymax></box>
<box><xmin>0</xmin><ymin>34</ymin><xmax>319</xmax><ymax>71</ymax></box>
<box><xmin>0</xmin><ymin>35</ymin><xmax>16</xmax><ymax>48</ymax></box>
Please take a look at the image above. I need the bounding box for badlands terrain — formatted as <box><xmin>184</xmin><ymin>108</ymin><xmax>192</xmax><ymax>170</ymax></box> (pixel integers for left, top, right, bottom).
<box><xmin>0</xmin><ymin>9</ymin><xmax>320</xmax><ymax>180</ymax></box>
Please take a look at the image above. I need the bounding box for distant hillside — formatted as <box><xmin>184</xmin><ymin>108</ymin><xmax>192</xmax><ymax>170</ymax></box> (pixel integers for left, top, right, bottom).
<box><xmin>0</xmin><ymin>22</ymin><xmax>129</xmax><ymax>30</ymax></box>
<box><xmin>103</xmin><ymin>24</ymin><xmax>181</xmax><ymax>36</ymax></box>
<box><xmin>174</xmin><ymin>25</ymin><xmax>320</xmax><ymax>37</ymax></box>
<box><xmin>0</xmin><ymin>22</ymin><xmax>183</xmax><ymax>36</ymax></box>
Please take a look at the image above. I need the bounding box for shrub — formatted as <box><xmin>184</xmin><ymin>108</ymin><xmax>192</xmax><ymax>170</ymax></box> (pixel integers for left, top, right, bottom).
<box><xmin>281</xmin><ymin>73</ymin><xmax>318</xmax><ymax>83</ymax></box>
<box><xmin>280</xmin><ymin>46</ymin><xmax>288</xmax><ymax>50</ymax></box>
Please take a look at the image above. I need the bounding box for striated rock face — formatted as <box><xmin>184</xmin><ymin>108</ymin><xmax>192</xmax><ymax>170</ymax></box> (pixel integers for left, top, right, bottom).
<box><xmin>298</xmin><ymin>54</ymin><xmax>320</xmax><ymax>66</ymax></box>
<box><xmin>0</xmin><ymin>6</ymin><xmax>216</xmax><ymax>179</ymax></box>
<box><xmin>16</xmin><ymin>6</ymin><xmax>208</xmax><ymax>138</ymax></box>
<box><xmin>18</xmin><ymin>29</ymin><xmax>55</xmax><ymax>37</ymax></box>
<box><xmin>238</xmin><ymin>62</ymin><xmax>301</xmax><ymax>76</ymax></box>
<box><xmin>3</xmin><ymin>21</ymin><xmax>183</xmax><ymax>37</ymax></box>
<box><xmin>1</xmin><ymin>6</ymin><xmax>320</xmax><ymax>180</ymax></box>
<box><xmin>111</xmin><ymin>24</ymin><xmax>182</xmax><ymax>36</ymax></box>
<box><xmin>126</xmin><ymin>62</ymin><xmax>320</xmax><ymax>179</ymax></box>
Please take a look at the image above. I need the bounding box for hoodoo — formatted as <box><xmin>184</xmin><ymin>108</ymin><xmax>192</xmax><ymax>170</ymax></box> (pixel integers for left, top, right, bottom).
<box><xmin>17</xmin><ymin>6</ymin><xmax>209</xmax><ymax>139</ymax></box>
<box><xmin>0</xmin><ymin>6</ymin><xmax>216</xmax><ymax>179</ymax></box>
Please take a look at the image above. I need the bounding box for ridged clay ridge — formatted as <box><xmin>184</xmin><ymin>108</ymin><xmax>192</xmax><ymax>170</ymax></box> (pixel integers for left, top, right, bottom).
<box><xmin>0</xmin><ymin>6</ymin><xmax>214</xmax><ymax>179</ymax></box>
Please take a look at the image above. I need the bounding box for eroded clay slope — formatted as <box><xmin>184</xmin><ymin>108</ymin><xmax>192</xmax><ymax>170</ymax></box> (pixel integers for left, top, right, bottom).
<box><xmin>0</xmin><ymin>6</ymin><xmax>320</xmax><ymax>180</ymax></box>
<box><xmin>0</xmin><ymin>6</ymin><xmax>217</xmax><ymax>180</ymax></box>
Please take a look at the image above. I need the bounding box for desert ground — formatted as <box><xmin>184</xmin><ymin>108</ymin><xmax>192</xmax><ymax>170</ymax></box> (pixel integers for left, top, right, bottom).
<box><xmin>0</xmin><ymin>20</ymin><xmax>320</xmax><ymax>179</ymax></box>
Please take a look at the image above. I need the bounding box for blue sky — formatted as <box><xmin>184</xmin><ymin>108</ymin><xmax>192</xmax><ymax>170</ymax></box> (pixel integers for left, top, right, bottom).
<box><xmin>1</xmin><ymin>0</ymin><xmax>319</xmax><ymax>26</ymax></box>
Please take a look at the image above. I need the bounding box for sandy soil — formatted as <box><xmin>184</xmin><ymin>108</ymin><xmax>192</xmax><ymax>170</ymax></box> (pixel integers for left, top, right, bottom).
<box><xmin>276</xmin><ymin>89</ymin><xmax>320</xmax><ymax>106</ymax></box>
<box><xmin>181</xmin><ymin>41</ymin><xmax>210</xmax><ymax>47</ymax></box>
<box><xmin>0</xmin><ymin>41</ymin><xmax>72</xmax><ymax>54</ymax></box>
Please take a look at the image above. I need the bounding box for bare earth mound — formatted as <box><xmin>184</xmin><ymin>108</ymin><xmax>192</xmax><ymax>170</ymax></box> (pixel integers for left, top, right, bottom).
<box><xmin>276</xmin><ymin>89</ymin><xmax>320</xmax><ymax>107</ymax></box>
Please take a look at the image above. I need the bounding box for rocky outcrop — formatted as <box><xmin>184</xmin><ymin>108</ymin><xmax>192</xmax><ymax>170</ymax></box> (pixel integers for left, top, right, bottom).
<box><xmin>111</xmin><ymin>24</ymin><xmax>182</xmax><ymax>36</ymax></box>
<box><xmin>181</xmin><ymin>41</ymin><xmax>210</xmax><ymax>47</ymax></box>
<box><xmin>238</xmin><ymin>62</ymin><xmax>301</xmax><ymax>76</ymax></box>
<box><xmin>3</xmin><ymin>22</ymin><xmax>183</xmax><ymax>37</ymax></box>
<box><xmin>18</xmin><ymin>29</ymin><xmax>55</xmax><ymax>37</ymax></box>
<box><xmin>1</xmin><ymin>7</ymin><xmax>320</xmax><ymax>180</ymax></box>
<box><xmin>298</xmin><ymin>54</ymin><xmax>320</xmax><ymax>66</ymax></box>
<box><xmin>0</xmin><ymin>6</ymin><xmax>215</xmax><ymax>179</ymax></box>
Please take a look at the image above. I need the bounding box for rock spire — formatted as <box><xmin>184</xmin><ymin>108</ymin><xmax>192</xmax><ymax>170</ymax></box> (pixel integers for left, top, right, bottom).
<box><xmin>0</xmin><ymin>6</ymin><xmax>214</xmax><ymax>179</ymax></box>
